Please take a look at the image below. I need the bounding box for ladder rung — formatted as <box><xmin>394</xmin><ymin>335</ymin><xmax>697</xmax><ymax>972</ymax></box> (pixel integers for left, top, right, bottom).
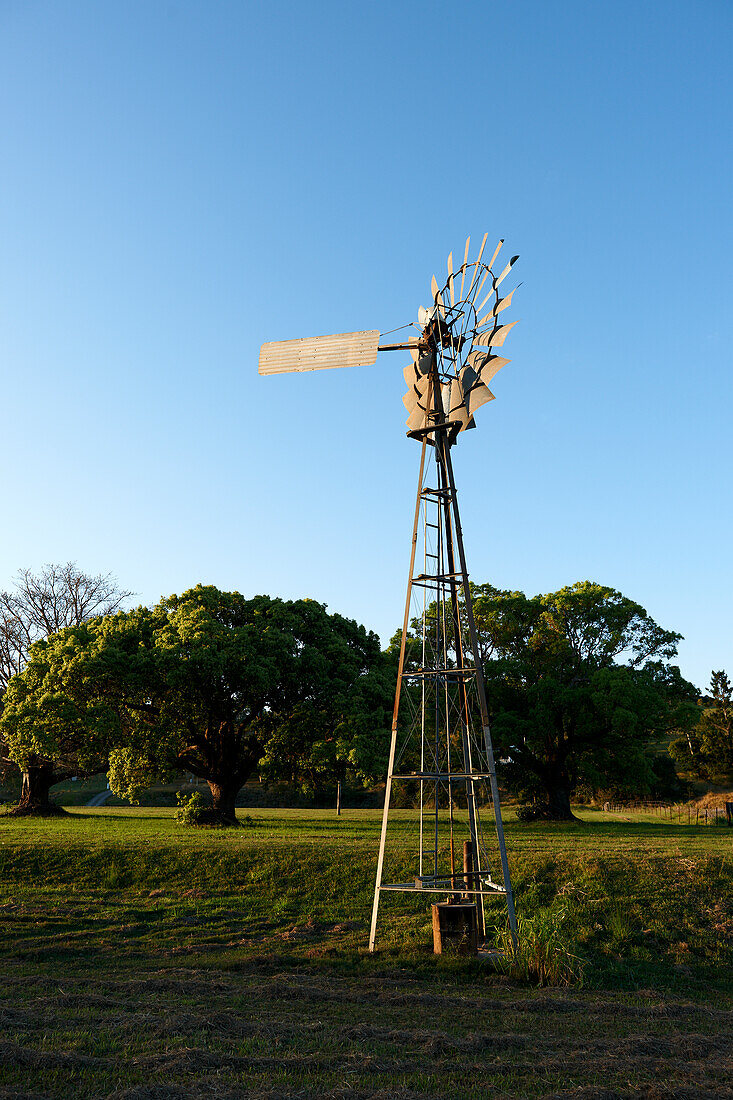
<box><xmin>402</xmin><ymin>668</ymin><xmax>476</xmax><ymax>679</ymax></box>
<box><xmin>412</xmin><ymin>572</ymin><xmax>465</xmax><ymax>586</ymax></box>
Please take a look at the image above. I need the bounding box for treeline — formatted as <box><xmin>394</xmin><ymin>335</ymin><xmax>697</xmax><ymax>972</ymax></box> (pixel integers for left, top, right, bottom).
<box><xmin>0</xmin><ymin>567</ymin><xmax>393</xmax><ymax>824</ymax></box>
<box><xmin>0</xmin><ymin>565</ymin><xmax>730</xmax><ymax>824</ymax></box>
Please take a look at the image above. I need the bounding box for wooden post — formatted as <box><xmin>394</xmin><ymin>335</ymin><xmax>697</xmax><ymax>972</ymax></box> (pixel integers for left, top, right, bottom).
<box><xmin>463</xmin><ymin>839</ymin><xmax>475</xmax><ymax>900</ymax></box>
<box><xmin>336</xmin><ymin>779</ymin><xmax>341</xmax><ymax>816</ymax></box>
<box><xmin>432</xmin><ymin>902</ymin><xmax>478</xmax><ymax>955</ymax></box>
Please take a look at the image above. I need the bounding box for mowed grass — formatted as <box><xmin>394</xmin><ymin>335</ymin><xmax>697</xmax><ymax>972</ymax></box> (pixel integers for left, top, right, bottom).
<box><xmin>0</xmin><ymin>807</ymin><xmax>731</xmax><ymax>1099</ymax></box>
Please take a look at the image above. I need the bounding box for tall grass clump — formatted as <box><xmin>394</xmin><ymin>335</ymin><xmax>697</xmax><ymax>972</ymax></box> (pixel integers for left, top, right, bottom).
<box><xmin>495</xmin><ymin>906</ymin><xmax>585</xmax><ymax>986</ymax></box>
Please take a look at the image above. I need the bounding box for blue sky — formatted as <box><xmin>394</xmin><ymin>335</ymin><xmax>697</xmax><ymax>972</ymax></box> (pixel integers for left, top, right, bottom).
<box><xmin>1</xmin><ymin>0</ymin><xmax>731</xmax><ymax>690</ymax></box>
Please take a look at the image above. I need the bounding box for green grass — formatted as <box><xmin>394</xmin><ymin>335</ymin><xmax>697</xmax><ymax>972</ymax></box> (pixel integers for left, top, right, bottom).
<box><xmin>0</xmin><ymin>807</ymin><xmax>731</xmax><ymax>1098</ymax></box>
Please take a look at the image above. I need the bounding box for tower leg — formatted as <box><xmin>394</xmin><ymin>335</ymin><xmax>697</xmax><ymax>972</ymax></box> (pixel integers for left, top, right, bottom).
<box><xmin>433</xmin><ymin>437</ymin><xmax>485</xmax><ymax>937</ymax></box>
<box><xmin>369</xmin><ymin>439</ymin><xmax>428</xmax><ymax>953</ymax></box>
<box><xmin>442</xmin><ymin>442</ymin><xmax>518</xmax><ymax>949</ymax></box>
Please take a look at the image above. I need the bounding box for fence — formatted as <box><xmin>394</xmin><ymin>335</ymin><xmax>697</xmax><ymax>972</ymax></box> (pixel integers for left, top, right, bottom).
<box><xmin>604</xmin><ymin>799</ymin><xmax>733</xmax><ymax>825</ymax></box>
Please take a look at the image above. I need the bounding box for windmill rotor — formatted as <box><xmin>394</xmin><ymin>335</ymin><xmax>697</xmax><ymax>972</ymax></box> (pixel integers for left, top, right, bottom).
<box><xmin>403</xmin><ymin>237</ymin><xmax>519</xmax><ymax>441</ymax></box>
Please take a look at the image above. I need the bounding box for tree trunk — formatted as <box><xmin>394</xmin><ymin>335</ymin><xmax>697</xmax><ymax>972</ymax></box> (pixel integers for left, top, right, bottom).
<box><xmin>12</xmin><ymin>763</ymin><xmax>64</xmax><ymax>816</ymax></box>
<box><xmin>546</xmin><ymin>784</ymin><xmax>576</xmax><ymax>821</ymax></box>
<box><xmin>206</xmin><ymin>778</ymin><xmax>242</xmax><ymax>826</ymax></box>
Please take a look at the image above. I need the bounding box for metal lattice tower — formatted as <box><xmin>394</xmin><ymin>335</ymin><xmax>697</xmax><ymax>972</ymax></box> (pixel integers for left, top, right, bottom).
<box><xmin>368</xmin><ymin>369</ymin><xmax>517</xmax><ymax>952</ymax></box>
<box><xmin>259</xmin><ymin>234</ymin><xmax>520</xmax><ymax>953</ymax></box>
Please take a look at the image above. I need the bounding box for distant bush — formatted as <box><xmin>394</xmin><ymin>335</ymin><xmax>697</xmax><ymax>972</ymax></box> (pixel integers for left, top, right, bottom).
<box><xmin>515</xmin><ymin>803</ymin><xmax>556</xmax><ymax>822</ymax></box>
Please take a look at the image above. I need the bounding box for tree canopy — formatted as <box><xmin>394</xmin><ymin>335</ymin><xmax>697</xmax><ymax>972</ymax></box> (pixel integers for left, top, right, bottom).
<box><xmin>468</xmin><ymin>581</ymin><xmax>697</xmax><ymax>818</ymax></box>
<box><xmin>0</xmin><ymin>586</ymin><xmax>391</xmax><ymax>823</ymax></box>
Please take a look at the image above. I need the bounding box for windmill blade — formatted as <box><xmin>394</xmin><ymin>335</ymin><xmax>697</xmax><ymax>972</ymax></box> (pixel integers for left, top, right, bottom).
<box><xmin>466</xmin><ymin>382</ymin><xmax>495</xmax><ymax>419</ymax></box>
<box><xmin>464</xmin><ymin>232</ymin><xmax>488</xmax><ymax>294</ymax></box>
<box><xmin>258</xmin><ymin>330</ymin><xmax>380</xmax><ymax>375</ymax></box>
<box><xmin>448</xmin><ymin>375</ymin><xmax>494</xmax><ymax>434</ymax></box>
<box><xmin>471</xmin><ymin>319</ymin><xmax>519</xmax><ymax>349</ymax></box>
<box><xmin>472</xmin><ymin>267</ymin><xmax>491</xmax><ymax>308</ymax></box>
<box><xmin>430</xmin><ymin>275</ymin><xmax>446</xmax><ymax>317</ymax></box>
<box><xmin>403</xmin><ymin>363</ymin><xmax>431</xmax><ymax>393</ymax></box>
<box><xmin>467</xmin><ymin>352</ymin><xmax>511</xmax><ymax>385</ymax></box>
<box><xmin>403</xmin><ymin>362</ymin><xmax>419</xmax><ymax>387</ymax></box>
<box><xmin>405</xmin><ymin>385</ymin><xmax>435</xmax><ymax>430</ymax></box>
<box><xmin>404</xmin><ymin>368</ymin><xmax>437</xmax><ymax>430</ymax></box>
<box><xmin>476</xmin><ymin>287</ymin><xmax>517</xmax><ymax>329</ymax></box>
<box><xmin>406</xmin><ymin>404</ymin><xmax>429</xmax><ymax>431</ymax></box>
<box><xmin>459</xmin><ymin>236</ymin><xmax>470</xmax><ymax>300</ymax></box>
<box><xmin>475</xmin><ymin>254</ymin><xmax>518</xmax><ymax>315</ymax></box>
<box><xmin>495</xmin><ymin>255</ymin><xmax>519</xmax><ymax>288</ymax></box>
<box><xmin>475</xmin><ymin>284</ymin><xmax>496</xmax><ymax>316</ymax></box>
<box><xmin>403</xmin><ymin>364</ymin><xmax>431</xmax><ymax>408</ymax></box>
<box><xmin>467</xmin><ymin>232</ymin><xmax>489</xmax><ymax>294</ymax></box>
<box><xmin>475</xmin><ymin>279</ymin><xmax>501</xmax><ymax>315</ymax></box>
<box><xmin>469</xmin><ymin>242</ymin><xmax>501</xmax><ymax>314</ymax></box>
<box><xmin>486</xmin><ymin>239</ymin><xmax>504</xmax><ymax>272</ymax></box>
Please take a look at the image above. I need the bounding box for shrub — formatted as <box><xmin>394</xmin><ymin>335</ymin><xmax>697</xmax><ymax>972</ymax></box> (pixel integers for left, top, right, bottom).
<box><xmin>175</xmin><ymin>791</ymin><xmax>208</xmax><ymax>827</ymax></box>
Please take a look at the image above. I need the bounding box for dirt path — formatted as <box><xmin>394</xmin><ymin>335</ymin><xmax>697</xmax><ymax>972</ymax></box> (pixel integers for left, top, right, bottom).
<box><xmin>86</xmin><ymin>790</ymin><xmax>112</xmax><ymax>807</ymax></box>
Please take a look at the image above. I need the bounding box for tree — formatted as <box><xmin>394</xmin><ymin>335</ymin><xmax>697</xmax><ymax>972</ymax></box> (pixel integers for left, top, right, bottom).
<box><xmin>0</xmin><ymin>563</ymin><xmax>131</xmax><ymax>813</ymax></box>
<box><xmin>468</xmin><ymin>581</ymin><xmax>696</xmax><ymax>819</ymax></box>
<box><xmin>258</xmin><ymin>644</ymin><xmax>394</xmax><ymax>802</ymax></box>
<box><xmin>671</xmin><ymin>670</ymin><xmax>733</xmax><ymax>781</ymax></box>
<box><xmin>1</xmin><ymin>586</ymin><xmax>391</xmax><ymax>825</ymax></box>
<box><xmin>0</xmin><ymin>563</ymin><xmax>131</xmax><ymax>691</ymax></box>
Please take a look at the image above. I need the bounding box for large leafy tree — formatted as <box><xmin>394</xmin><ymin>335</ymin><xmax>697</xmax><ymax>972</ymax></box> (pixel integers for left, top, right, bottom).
<box><xmin>0</xmin><ymin>563</ymin><xmax>131</xmax><ymax>812</ymax></box>
<box><xmin>393</xmin><ymin>581</ymin><xmax>695</xmax><ymax>820</ymax></box>
<box><xmin>259</xmin><ymin>641</ymin><xmax>394</xmax><ymax>800</ymax></box>
<box><xmin>671</xmin><ymin>670</ymin><xmax>733</xmax><ymax>781</ymax></box>
<box><xmin>469</xmin><ymin>581</ymin><xmax>697</xmax><ymax>819</ymax></box>
<box><xmin>1</xmin><ymin>586</ymin><xmax>390</xmax><ymax>824</ymax></box>
<box><xmin>1</xmin><ymin>615</ymin><xmax>147</xmax><ymax>814</ymax></box>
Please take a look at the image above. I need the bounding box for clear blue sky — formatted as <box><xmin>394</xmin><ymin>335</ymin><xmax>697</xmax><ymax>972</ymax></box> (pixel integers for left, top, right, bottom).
<box><xmin>1</xmin><ymin>0</ymin><xmax>731</xmax><ymax>691</ymax></box>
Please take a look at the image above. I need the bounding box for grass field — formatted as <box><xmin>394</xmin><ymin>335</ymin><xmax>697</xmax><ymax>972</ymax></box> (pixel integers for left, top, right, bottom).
<box><xmin>0</xmin><ymin>806</ymin><xmax>731</xmax><ymax>1099</ymax></box>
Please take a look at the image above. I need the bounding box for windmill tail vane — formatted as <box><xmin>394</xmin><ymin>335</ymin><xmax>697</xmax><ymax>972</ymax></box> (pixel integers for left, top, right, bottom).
<box><xmin>259</xmin><ymin>234</ymin><xmax>521</xmax><ymax>956</ymax></box>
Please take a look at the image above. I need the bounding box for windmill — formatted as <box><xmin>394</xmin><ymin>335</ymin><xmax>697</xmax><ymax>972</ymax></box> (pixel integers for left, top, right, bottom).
<box><xmin>259</xmin><ymin>234</ymin><xmax>519</xmax><ymax>953</ymax></box>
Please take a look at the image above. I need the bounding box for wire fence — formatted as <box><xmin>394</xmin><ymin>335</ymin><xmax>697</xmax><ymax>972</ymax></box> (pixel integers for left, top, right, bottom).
<box><xmin>604</xmin><ymin>799</ymin><xmax>733</xmax><ymax>826</ymax></box>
